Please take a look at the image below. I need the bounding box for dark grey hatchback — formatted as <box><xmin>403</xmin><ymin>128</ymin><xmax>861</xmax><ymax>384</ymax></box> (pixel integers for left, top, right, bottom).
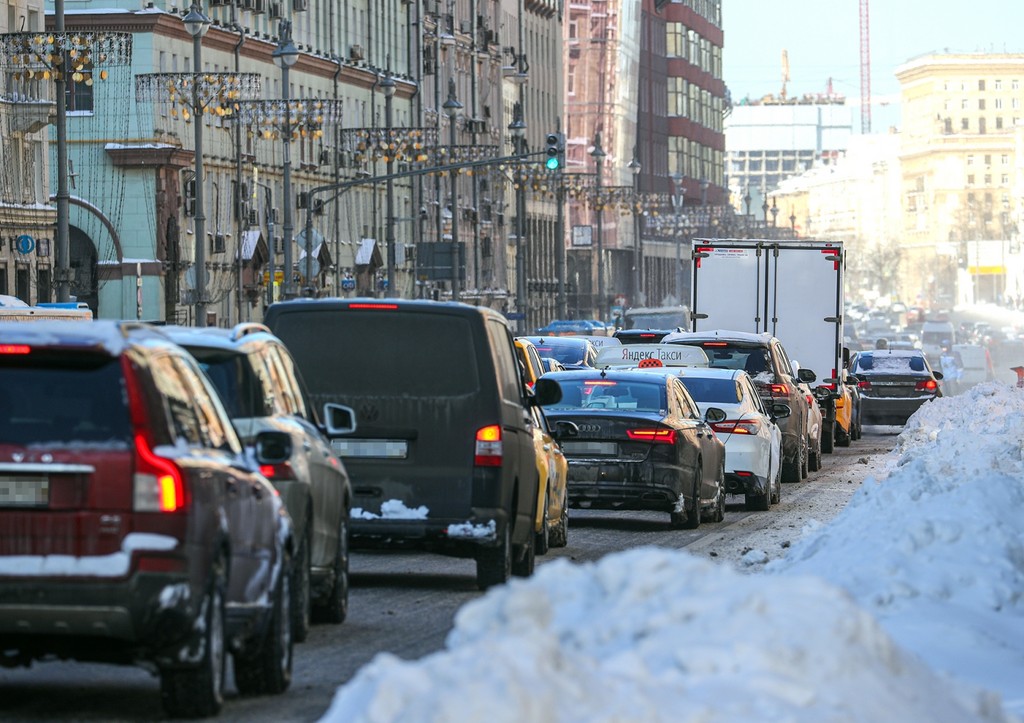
<box><xmin>264</xmin><ymin>299</ymin><xmax>562</xmax><ymax>590</ymax></box>
<box><xmin>850</xmin><ymin>349</ymin><xmax>943</xmax><ymax>426</ymax></box>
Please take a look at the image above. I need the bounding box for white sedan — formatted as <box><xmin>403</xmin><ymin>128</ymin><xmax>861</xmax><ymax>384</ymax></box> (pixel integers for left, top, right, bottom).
<box><xmin>672</xmin><ymin>367</ymin><xmax>790</xmax><ymax>511</ymax></box>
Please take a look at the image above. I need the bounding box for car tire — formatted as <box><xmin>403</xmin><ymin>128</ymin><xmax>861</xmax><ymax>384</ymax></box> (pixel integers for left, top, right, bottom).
<box><xmin>234</xmin><ymin>550</ymin><xmax>294</xmax><ymax>696</ymax></box>
<box><xmin>534</xmin><ymin>489</ymin><xmax>550</xmax><ymax>556</ymax></box>
<box><xmin>512</xmin><ymin>533</ymin><xmax>535</xmax><ymax>578</ymax></box>
<box><xmin>782</xmin><ymin>440</ymin><xmax>802</xmax><ymax>483</ymax></box>
<box><xmin>709</xmin><ymin>466</ymin><xmax>726</xmax><ymax>522</ymax></box>
<box><xmin>808</xmin><ymin>435</ymin><xmax>822</xmax><ymax>472</ymax></box>
<box><xmin>821</xmin><ymin>419</ymin><xmax>835</xmax><ymax>454</ymax></box>
<box><xmin>292</xmin><ymin>528</ymin><xmax>311</xmax><ymax>643</ymax></box>
<box><xmin>476</xmin><ymin>524</ymin><xmax>511</xmax><ymax>590</ymax></box>
<box><xmin>799</xmin><ymin>434</ymin><xmax>809</xmax><ymax>478</ymax></box>
<box><xmin>770</xmin><ymin>466</ymin><xmax>782</xmax><ymax>505</ymax></box>
<box><xmin>160</xmin><ymin>558</ymin><xmax>227</xmax><ymax>718</ymax></box>
<box><xmin>679</xmin><ymin>468</ymin><xmax>702</xmax><ymax>530</ymax></box>
<box><xmin>836</xmin><ymin>424</ymin><xmax>852</xmax><ymax>448</ymax></box>
<box><xmin>312</xmin><ymin>517</ymin><xmax>349</xmax><ymax>625</ymax></box>
<box><xmin>549</xmin><ymin>490</ymin><xmax>569</xmax><ymax>548</ymax></box>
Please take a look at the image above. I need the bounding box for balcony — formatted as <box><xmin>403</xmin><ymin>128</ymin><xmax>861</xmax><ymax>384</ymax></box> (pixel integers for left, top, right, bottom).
<box><xmin>0</xmin><ymin>96</ymin><xmax>54</xmax><ymax>134</ymax></box>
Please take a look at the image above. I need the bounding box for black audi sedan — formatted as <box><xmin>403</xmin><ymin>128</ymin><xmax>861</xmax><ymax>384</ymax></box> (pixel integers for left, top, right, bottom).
<box><xmin>540</xmin><ymin>369</ymin><xmax>727</xmax><ymax>529</ymax></box>
<box><xmin>849</xmin><ymin>349</ymin><xmax>944</xmax><ymax>426</ymax></box>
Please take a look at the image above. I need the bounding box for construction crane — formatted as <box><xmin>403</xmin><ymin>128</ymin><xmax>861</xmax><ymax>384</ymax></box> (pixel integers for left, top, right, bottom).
<box><xmin>781</xmin><ymin>49</ymin><xmax>790</xmax><ymax>100</ymax></box>
<box><xmin>860</xmin><ymin>0</ymin><xmax>871</xmax><ymax>133</ymax></box>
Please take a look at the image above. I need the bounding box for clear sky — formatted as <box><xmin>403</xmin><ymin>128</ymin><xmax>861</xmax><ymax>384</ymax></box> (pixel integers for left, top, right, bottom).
<box><xmin>722</xmin><ymin>0</ymin><xmax>1024</xmax><ymax>131</ymax></box>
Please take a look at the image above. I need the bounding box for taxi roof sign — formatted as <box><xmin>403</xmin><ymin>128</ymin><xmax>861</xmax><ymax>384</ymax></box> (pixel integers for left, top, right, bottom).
<box><xmin>596</xmin><ymin>344</ymin><xmax>709</xmax><ymax>369</ymax></box>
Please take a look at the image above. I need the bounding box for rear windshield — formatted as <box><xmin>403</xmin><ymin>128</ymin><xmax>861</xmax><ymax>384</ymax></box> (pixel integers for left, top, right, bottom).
<box><xmin>270</xmin><ymin>310</ymin><xmax>480</xmax><ymax>396</ymax></box>
<box><xmin>674</xmin><ymin>342</ymin><xmax>770</xmax><ymax>375</ymax></box>
<box><xmin>543</xmin><ymin>379</ymin><xmax>665</xmax><ymax>412</ymax></box>
<box><xmin>678</xmin><ymin>377</ymin><xmax>741</xmax><ymax>404</ymax></box>
<box><xmin>528</xmin><ymin>340</ymin><xmax>588</xmax><ymax>366</ymax></box>
<box><xmin>624</xmin><ymin>310</ymin><xmax>687</xmax><ymax>329</ymax></box>
<box><xmin>0</xmin><ymin>354</ymin><xmax>130</xmax><ymax>445</ymax></box>
<box><xmin>187</xmin><ymin>348</ymin><xmax>268</xmax><ymax>418</ymax></box>
<box><xmin>853</xmin><ymin>354</ymin><xmax>927</xmax><ymax>373</ymax></box>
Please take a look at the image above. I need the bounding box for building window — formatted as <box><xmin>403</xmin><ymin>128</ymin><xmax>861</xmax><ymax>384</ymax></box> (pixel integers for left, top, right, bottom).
<box><xmin>995</xmin><ymin>98</ymin><xmax>1003</xmax><ymax>109</ymax></box>
<box><xmin>1015</xmin><ymin>98</ymin><xmax>1021</xmax><ymax>110</ymax></box>
<box><xmin>1002</xmin><ymin>154</ymin><xmax>1010</xmax><ymax>165</ymax></box>
<box><xmin>978</xmin><ymin>79</ymin><xmax>986</xmax><ymax>91</ymax></box>
<box><xmin>996</xmin><ymin>116</ymin><xmax>1004</xmax><ymax>130</ymax></box>
<box><xmin>995</xmin><ymin>79</ymin><xmax>1003</xmax><ymax>91</ymax></box>
<box><xmin>1014</xmin><ymin>79</ymin><xmax>1021</xmax><ymax>91</ymax></box>
<box><xmin>961</xmin><ymin>98</ymin><xmax>969</xmax><ymax>110</ymax></box>
<box><xmin>962</xmin><ymin>118</ymin><xmax>969</xmax><ymax>130</ymax></box>
<box><xmin>66</xmin><ymin>74</ymin><xmax>94</xmax><ymax>113</ymax></box>
<box><xmin>985</xmin><ymin>175</ymin><xmax>992</xmax><ymax>185</ymax></box>
<box><xmin>967</xmin><ymin>174</ymin><xmax>975</xmax><ymax>185</ymax></box>
<box><xmin>979</xmin><ymin>117</ymin><xmax>986</xmax><ymax>134</ymax></box>
<box><xmin>984</xmin><ymin>154</ymin><xmax>991</xmax><ymax>165</ymax></box>
<box><xmin>37</xmin><ymin>268</ymin><xmax>51</xmax><ymax>303</ymax></box>
<box><xmin>666</xmin><ymin>22</ymin><xmax>685</xmax><ymax>58</ymax></box>
<box><xmin>1002</xmin><ymin>174</ymin><xmax>1010</xmax><ymax>185</ymax></box>
<box><xmin>967</xmin><ymin>155</ymin><xmax>974</xmax><ymax>166</ymax></box>
<box><xmin>944</xmin><ymin>118</ymin><xmax>953</xmax><ymax>134</ymax></box>
<box><xmin>978</xmin><ymin>99</ymin><xmax>986</xmax><ymax>110</ymax></box>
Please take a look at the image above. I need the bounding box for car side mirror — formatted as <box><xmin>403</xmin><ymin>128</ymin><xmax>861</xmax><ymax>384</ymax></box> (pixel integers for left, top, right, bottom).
<box><xmin>254</xmin><ymin>430</ymin><xmax>291</xmax><ymax>464</ymax></box>
<box><xmin>771</xmin><ymin>402</ymin><xmax>792</xmax><ymax>419</ymax></box>
<box><xmin>704</xmin><ymin>407</ymin><xmax>727</xmax><ymax>424</ymax></box>
<box><xmin>845</xmin><ymin>374</ymin><xmax>860</xmax><ymax>384</ymax></box>
<box><xmin>933</xmin><ymin>370</ymin><xmax>944</xmax><ymax>380</ymax></box>
<box><xmin>797</xmin><ymin>368</ymin><xmax>817</xmax><ymax>383</ymax></box>
<box><xmin>323</xmin><ymin>403</ymin><xmax>358</xmax><ymax>435</ymax></box>
<box><xmin>533</xmin><ymin>377</ymin><xmax>563</xmax><ymax>407</ymax></box>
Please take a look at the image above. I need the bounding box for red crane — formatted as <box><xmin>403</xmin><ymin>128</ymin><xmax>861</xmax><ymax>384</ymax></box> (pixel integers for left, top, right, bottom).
<box><xmin>860</xmin><ymin>0</ymin><xmax>871</xmax><ymax>133</ymax></box>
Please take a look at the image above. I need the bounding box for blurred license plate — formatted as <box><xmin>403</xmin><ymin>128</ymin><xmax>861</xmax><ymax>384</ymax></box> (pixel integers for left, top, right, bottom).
<box><xmin>561</xmin><ymin>441</ymin><xmax>617</xmax><ymax>455</ymax></box>
<box><xmin>0</xmin><ymin>476</ymin><xmax>49</xmax><ymax>507</ymax></box>
<box><xmin>331</xmin><ymin>439</ymin><xmax>408</xmax><ymax>458</ymax></box>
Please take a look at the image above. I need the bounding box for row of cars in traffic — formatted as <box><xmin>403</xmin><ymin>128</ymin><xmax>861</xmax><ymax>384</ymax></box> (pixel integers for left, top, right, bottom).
<box><xmin>0</xmin><ymin>299</ymin><xmax>949</xmax><ymax>717</ymax></box>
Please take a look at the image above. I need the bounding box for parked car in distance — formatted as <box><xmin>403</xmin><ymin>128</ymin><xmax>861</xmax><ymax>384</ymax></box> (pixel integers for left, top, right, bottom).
<box><xmin>159</xmin><ymin>323</ymin><xmax>353</xmax><ymax>641</ymax></box>
<box><xmin>541</xmin><ymin>368</ymin><xmax>727</xmax><ymax>529</ymax></box>
<box><xmin>850</xmin><ymin>349</ymin><xmax>944</xmax><ymax>426</ymax></box>
<box><xmin>521</xmin><ymin>335</ymin><xmax>600</xmax><ymax>370</ymax></box>
<box><xmin>265</xmin><ymin>298</ymin><xmax>562</xmax><ymax>590</ymax></box>
<box><xmin>0</xmin><ymin>320</ymin><xmax>295</xmax><ymax>718</ymax></box>
<box><xmin>540</xmin><ymin>357</ymin><xmax>566</xmax><ymax>373</ymax></box>
<box><xmin>673</xmin><ymin>368</ymin><xmax>790</xmax><ymax>511</ymax></box>
<box><xmin>663</xmin><ymin>329</ymin><xmax>812</xmax><ymax>484</ymax></box>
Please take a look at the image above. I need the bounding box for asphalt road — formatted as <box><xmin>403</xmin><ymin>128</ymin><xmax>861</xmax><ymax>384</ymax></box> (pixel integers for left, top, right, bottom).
<box><xmin>0</xmin><ymin>429</ymin><xmax>898</xmax><ymax>723</ymax></box>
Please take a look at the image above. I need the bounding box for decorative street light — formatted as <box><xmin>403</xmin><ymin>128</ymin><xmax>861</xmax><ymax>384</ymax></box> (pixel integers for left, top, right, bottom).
<box><xmin>183</xmin><ymin>3</ymin><xmax>212</xmax><ymax>324</ymax></box>
<box><xmin>628</xmin><ymin>151</ymin><xmax>642</xmax><ymax>307</ymax></box>
<box><xmin>790</xmin><ymin>209</ymin><xmax>797</xmax><ymax>234</ymax></box>
<box><xmin>270</xmin><ymin>21</ymin><xmax>300</xmax><ymax>297</ymax></box>
<box><xmin>590</xmin><ymin>132</ymin><xmax>606</xmax><ymax>322</ymax></box>
<box><xmin>743</xmin><ymin>187</ymin><xmax>752</xmax><ymax>217</ymax></box>
<box><xmin>381</xmin><ymin>72</ymin><xmax>397</xmax><ymax>297</ymax></box>
<box><xmin>671</xmin><ymin>172</ymin><xmax>686</xmax><ymax>304</ymax></box>
<box><xmin>443</xmin><ymin>78</ymin><xmax>463</xmax><ymax>301</ymax></box>
<box><xmin>770</xmin><ymin>196</ymin><xmax>779</xmax><ymax>228</ymax></box>
<box><xmin>509</xmin><ymin>104</ymin><xmax>527</xmax><ymax>333</ymax></box>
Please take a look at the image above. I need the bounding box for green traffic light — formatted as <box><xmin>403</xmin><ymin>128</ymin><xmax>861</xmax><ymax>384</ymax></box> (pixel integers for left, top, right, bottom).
<box><xmin>545</xmin><ymin>156</ymin><xmax>560</xmax><ymax>170</ymax></box>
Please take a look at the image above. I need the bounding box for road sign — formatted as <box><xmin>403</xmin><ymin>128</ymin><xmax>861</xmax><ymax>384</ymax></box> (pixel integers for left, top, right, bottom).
<box><xmin>263</xmin><ymin>270</ymin><xmax>285</xmax><ymax>284</ymax></box>
<box><xmin>15</xmin><ymin>235</ymin><xmax>35</xmax><ymax>254</ymax></box>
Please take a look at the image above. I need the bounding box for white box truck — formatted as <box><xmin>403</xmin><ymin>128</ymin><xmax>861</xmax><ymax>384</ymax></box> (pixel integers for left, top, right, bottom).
<box><xmin>689</xmin><ymin>239</ymin><xmax>851</xmax><ymax>449</ymax></box>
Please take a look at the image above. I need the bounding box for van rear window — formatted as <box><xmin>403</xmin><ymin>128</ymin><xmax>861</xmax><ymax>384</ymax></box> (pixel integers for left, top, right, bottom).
<box><xmin>271</xmin><ymin>311</ymin><xmax>480</xmax><ymax>396</ymax></box>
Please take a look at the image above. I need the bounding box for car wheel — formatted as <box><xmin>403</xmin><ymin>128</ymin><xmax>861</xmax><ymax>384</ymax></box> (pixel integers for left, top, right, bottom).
<box><xmin>235</xmin><ymin>549</ymin><xmax>294</xmax><ymax>696</ymax></box>
<box><xmin>160</xmin><ymin>558</ymin><xmax>226</xmax><ymax>718</ymax></box>
<box><xmin>770</xmin><ymin>466</ymin><xmax>782</xmax><ymax>505</ymax></box>
<box><xmin>292</xmin><ymin>528</ymin><xmax>311</xmax><ymax>643</ymax></box>
<box><xmin>312</xmin><ymin>517</ymin><xmax>349</xmax><ymax>625</ymax></box>
<box><xmin>476</xmin><ymin>524</ymin><xmax>511</xmax><ymax>590</ymax></box>
<box><xmin>836</xmin><ymin>424</ymin><xmax>852</xmax><ymax>448</ymax></box>
<box><xmin>781</xmin><ymin>439</ymin><xmax>802</xmax><ymax>483</ymax></box>
<box><xmin>808</xmin><ymin>433</ymin><xmax>822</xmax><ymax>472</ymax></box>
<box><xmin>512</xmin><ymin>531</ymin><xmax>536</xmax><ymax>578</ymax></box>
<box><xmin>820</xmin><ymin>418</ymin><xmax>835</xmax><ymax>454</ymax></box>
<box><xmin>549</xmin><ymin>490</ymin><xmax>569</xmax><ymax>548</ymax></box>
<box><xmin>799</xmin><ymin>434</ymin><xmax>809</xmax><ymax>478</ymax></box>
<box><xmin>680</xmin><ymin>468</ymin><xmax>702</xmax><ymax>530</ymax></box>
<box><xmin>534</xmin><ymin>488</ymin><xmax>550</xmax><ymax>556</ymax></box>
<box><xmin>710</xmin><ymin>465</ymin><xmax>726</xmax><ymax>522</ymax></box>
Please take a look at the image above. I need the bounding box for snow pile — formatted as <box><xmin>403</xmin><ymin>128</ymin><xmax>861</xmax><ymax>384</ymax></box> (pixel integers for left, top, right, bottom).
<box><xmin>771</xmin><ymin>382</ymin><xmax>1024</xmax><ymax>713</ymax></box>
<box><xmin>319</xmin><ymin>548</ymin><xmax>1010</xmax><ymax>723</ymax></box>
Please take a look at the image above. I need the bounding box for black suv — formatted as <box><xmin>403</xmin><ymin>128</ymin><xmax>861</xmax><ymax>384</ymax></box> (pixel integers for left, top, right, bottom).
<box><xmin>663</xmin><ymin>329</ymin><xmax>813</xmax><ymax>483</ymax></box>
<box><xmin>264</xmin><ymin>298</ymin><xmax>562</xmax><ymax>590</ymax></box>
<box><xmin>160</xmin><ymin>323</ymin><xmax>353</xmax><ymax>642</ymax></box>
<box><xmin>0</xmin><ymin>320</ymin><xmax>295</xmax><ymax>717</ymax></box>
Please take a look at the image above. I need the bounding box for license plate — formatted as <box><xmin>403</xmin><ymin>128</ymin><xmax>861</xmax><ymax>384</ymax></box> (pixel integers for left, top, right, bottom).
<box><xmin>561</xmin><ymin>441</ymin><xmax>617</xmax><ymax>456</ymax></box>
<box><xmin>0</xmin><ymin>476</ymin><xmax>49</xmax><ymax>507</ymax></box>
<box><xmin>331</xmin><ymin>439</ymin><xmax>408</xmax><ymax>459</ymax></box>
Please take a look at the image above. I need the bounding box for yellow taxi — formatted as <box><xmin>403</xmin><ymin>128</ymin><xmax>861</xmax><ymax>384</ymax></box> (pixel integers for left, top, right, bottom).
<box><xmin>514</xmin><ymin>337</ymin><xmax>547</xmax><ymax>390</ymax></box>
<box><xmin>530</xmin><ymin>405</ymin><xmax>569</xmax><ymax>553</ymax></box>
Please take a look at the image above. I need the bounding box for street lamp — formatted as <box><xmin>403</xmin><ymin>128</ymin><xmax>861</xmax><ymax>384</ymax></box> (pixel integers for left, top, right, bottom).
<box><xmin>743</xmin><ymin>187</ymin><xmax>752</xmax><ymax>217</ymax></box>
<box><xmin>272</xmin><ymin>20</ymin><xmax>299</xmax><ymax>297</ymax></box>
<box><xmin>628</xmin><ymin>151</ymin><xmax>642</xmax><ymax>307</ymax></box>
<box><xmin>591</xmin><ymin>133</ymin><xmax>606</xmax><ymax>323</ymax></box>
<box><xmin>790</xmin><ymin>209</ymin><xmax>797</xmax><ymax>234</ymax></box>
<box><xmin>381</xmin><ymin>72</ymin><xmax>397</xmax><ymax>297</ymax></box>
<box><xmin>770</xmin><ymin>196</ymin><xmax>779</xmax><ymax>228</ymax></box>
<box><xmin>509</xmin><ymin>104</ymin><xmax>527</xmax><ymax>332</ymax></box>
<box><xmin>184</xmin><ymin>3</ymin><xmax>212</xmax><ymax>325</ymax></box>
<box><xmin>443</xmin><ymin>78</ymin><xmax>462</xmax><ymax>301</ymax></box>
<box><xmin>671</xmin><ymin>173</ymin><xmax>685</xmax><ymax>304</ymax></box>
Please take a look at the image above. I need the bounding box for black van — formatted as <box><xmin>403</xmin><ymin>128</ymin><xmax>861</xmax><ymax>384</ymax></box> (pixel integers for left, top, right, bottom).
<box><xmin>263</xmin><ymin>298</ymin><xmax>560</xmax><ymax>589</ymax></box>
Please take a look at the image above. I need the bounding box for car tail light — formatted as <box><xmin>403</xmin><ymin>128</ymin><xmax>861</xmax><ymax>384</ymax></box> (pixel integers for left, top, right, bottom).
<box><xmin>475</xmin><ymin>424</ymin><xmax>503</xmax><ymax>466</ymax></box>
<box><xmin>734</xmin><ymin>470</ymin><xmax>753</xmax><ymax>478</ymax></box>
<box><xmin>915</xmin><ymin>379</ymin><xmax>939</xmax><ymax>393</ymax></box>
<box><xmin>626</xmin><ymin>428</ymin><xmax>677</xmax><ymax>444</ymax></box>
<box><xmin>702</xmin><ymin>342</ymin><xmax>728</xmax><ymax>347</ymax></box>
<box><xmin>638</xmin><ymin>333</ymin><xmax>658</xmax><ymax>339</ymax></box>
<box><xmin>805</xmin><ymin>393</ymin><xmax>814</xmax><ymax>404</ymax></box>
<box><xmin>711</xmin><ymin>419</ymin><xmax>759</xmax><ymax>435</ymax></box>
<box><xmin>770</xmin><ymin>383</ymin><xmax>789</xmax><ymax>398</ymax></box>
<box><xmin>133</xmin><ymin>432</ymin><xmax>187</xmax><ymax>512</ymax></box>
<box><xmin>260</xmin><ymin>462</ymin><xmax>298</xmax><ymax>481</ymax></box>
<box><xmin>0</xmin><ymin>344</ymin><xmax>31</xmax><ymax>355</ymax></box>
<box><xmin>348</xmin><ymin>302</ymin><xmax>399</xmax><ymax>310</ymax></box>
<box><xmin>858</xmin><ymin>380</ymin><xmax>871</xmax><ymax>390</ymax></box>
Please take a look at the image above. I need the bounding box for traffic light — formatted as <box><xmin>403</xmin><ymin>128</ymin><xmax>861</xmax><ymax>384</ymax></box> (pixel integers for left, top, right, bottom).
<box><xmin>545</xmin><ymin>132</ymin><xmax>564</xmax><ymax>171</ymax></box>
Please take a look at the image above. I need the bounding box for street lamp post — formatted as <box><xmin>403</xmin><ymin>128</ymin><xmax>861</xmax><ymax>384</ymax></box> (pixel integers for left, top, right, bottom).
<box><xmin>671</xmin><ymin>173</ymin><xmax>685</xmax><ymax>304</ymax></box>
<box><xmin>509</xmin><ymin>104</ymin><xmax>526</xmax><ymax>333</ymax></box>
<box><xmin>629</xmin><ymin>152</ymin><xmax>642</xmax><ymax>308</ymax></box>
<box><xmin>272</xmin><ymin>21</ymin><xmax>299</xmax><ymax>298</ymax></box>
<box><xmin>381</xmin><ymin>72</ymin><xmax>397</xmax><ymax>297</ymax></box>
<box><xmin>443</xmin><ymin>78</ymin><xmax>462</xmax><ymax>301</ymax></box>
<box><xmin>591</xmin><ymin>133</ymin><xmax>606</xmax><ymax>323</ymax></box>
<box><xmin>183</xmin><ymin>3</ymin><xmax>212</xmax><ymax>326</ymax></box>
<box><xmin>770</xmin><ymin>196</ymin><xmax>779</xmax><ymax>228</ymax></box>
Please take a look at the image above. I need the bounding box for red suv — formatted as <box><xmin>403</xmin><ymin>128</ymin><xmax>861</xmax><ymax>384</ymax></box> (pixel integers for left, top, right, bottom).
<box><xmin>0</xmin><ymin>321</ymin><xmax>296</xmax><ymax>717</ymax></box>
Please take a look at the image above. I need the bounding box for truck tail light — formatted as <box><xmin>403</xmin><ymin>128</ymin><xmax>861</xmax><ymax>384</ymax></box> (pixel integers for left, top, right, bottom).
<box><xmin>915</xmin><ymin>379</ymin><xmax>939</xmax><ymax>393</ymax></box>
<box><xmin>626</xmin><ymin>428</ymin><xmax>677</xmax><ymax>444</ymax></box>
<box><xmin>475</xmin><ymin>424</ymin><xmax>503</xmax><ymax>466</ymax></box>
<box><xmin>711</xmin><ymin>419</ymin><xmax>759</xmax><ymax>435</ymax></box>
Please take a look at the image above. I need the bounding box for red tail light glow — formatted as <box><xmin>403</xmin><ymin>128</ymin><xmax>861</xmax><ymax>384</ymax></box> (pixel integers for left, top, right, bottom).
<box><xmin>584</xmin><ymin>380</ymin><xmax>617</xmax><ymax>386</ymax></box>
<box><xmin>770</xmin><ymin>383</ymin><xmax>789</xmax><ymax>397</ymax></box>
<box><xmin>133</xmin><ymin>432</ymin><xmax>187</xmax><ymax>512</ymax></box>
<box><xmin>915</xmin><ymin>379</ymin><xmax>939</xmax><ymax>393</ymax></box>
<box><xmin>260</xmin><ymin>462</ymin><xmax>298</xmax><ymax>481</ymax></box>
<box><xmin>349</xmin><ymin>302</ymin><xmax>399</xmax><ymax>310</ymax></box>
<box><xmin>0</xmin><ymin>344</ymin><xmax>31</xmax><ymax>355</ymax></box>
<box><xmin>475</xmin><ymin>424</ymin><xmax>503</xmax><ymax>466</ymax></box>
<box><xmin>702</xmin><ymin>342</ymin><xmax>728</xmax><ymax>347</ymax></box>
<box><xmin>711</xmin><ymin>419</ymin><xmax>759</xmax><ymax>435</ymax></box>
<box><xmin>626</xmin><ymin>428</ymin><xmax>677</xmax><ymax>444</ymax></box>
<box><xmin>734</xmin><ymin>470</ymin><xmax>753</xmax><ymax>477</ymax></box>
<box><xmin>858</xmin><ymin>380</ymin><xmax>872</xmax><ymax>390</ymax></box>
